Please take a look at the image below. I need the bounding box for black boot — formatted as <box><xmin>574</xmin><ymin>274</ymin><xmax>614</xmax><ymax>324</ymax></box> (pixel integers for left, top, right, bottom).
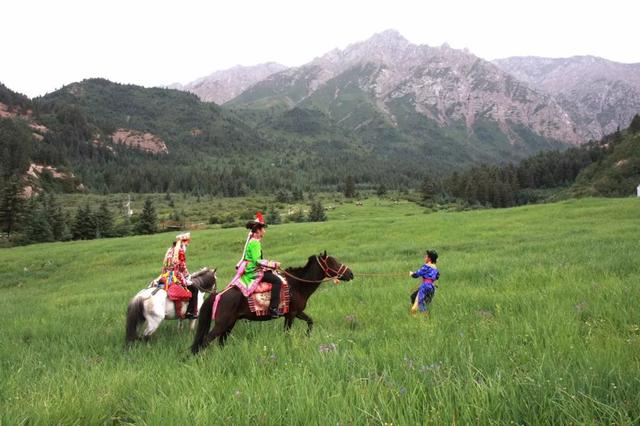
<box><xmin>185</xmin><ymin>286</ymin><xmax>199</xmax><ymax>319</ymax></box>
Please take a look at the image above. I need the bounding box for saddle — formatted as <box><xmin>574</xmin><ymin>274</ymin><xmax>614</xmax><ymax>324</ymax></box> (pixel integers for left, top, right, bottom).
<box><xmin>247</xmin><ymin>279</ymin><xmax>290</xmax><ymax>317</ymax></box>
<box><xmin>153</xmin><ymin>274</ymin><xmax>192</xmax><ymax>301</ymax></box>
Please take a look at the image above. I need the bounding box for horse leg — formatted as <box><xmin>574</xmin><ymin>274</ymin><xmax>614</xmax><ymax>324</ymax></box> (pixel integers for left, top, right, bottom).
<box><xmin>296</xmin><ymin>312</ymin><xmax>314</xmax><ymax>336</ymax></box>
<box><xmin>200</xmin><ymin>317</ymin><xmax>234</xmax><ymax>351</ymax></box>
<box><xmin>284</xmin><ymin>314</ymin><xmax>295</xmax><ymax>332</ymax></box>
<box><xmin>142</xmin><ymin>298</ymin><xmax>164</xmax><ymax>339</ymax></box>
<box><xmin>219</xmin><ymin>320</ymin><xmax>237</xmax><ymax>347</ymax></box>
<box><xmin>142</xmin><ymin>313</ymin><xmax>163</xmax><ymax>339</ymax></box>
<box><xmin>189</xmin><ymin>319</ymin><xmax>198</xmax><ymax>331</ymax></box>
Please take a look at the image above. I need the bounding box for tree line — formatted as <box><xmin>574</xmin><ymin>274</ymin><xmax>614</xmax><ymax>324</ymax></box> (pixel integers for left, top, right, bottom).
<box><xmin>420</xmin><ymin>116</ymin><xmax>640</xmax><ymax>207</ymax></box>
<box><xmin>0</xmin><ymin>188</ymin><xmax>159</xmax><ymax>245</ymax></box>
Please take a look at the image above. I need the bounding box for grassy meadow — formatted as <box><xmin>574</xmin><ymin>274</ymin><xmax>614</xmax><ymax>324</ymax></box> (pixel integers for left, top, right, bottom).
<box><xmin>1</xmin><ymin>197</ymin><xmax>639</xmax><ymax>424</ymax></box>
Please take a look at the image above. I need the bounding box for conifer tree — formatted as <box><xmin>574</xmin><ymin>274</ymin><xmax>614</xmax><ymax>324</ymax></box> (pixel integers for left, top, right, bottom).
<box><xmin>46</xmin><ymin>194</ymin><xmax>69</xmax><ymax>241</ymax></box>
<box><xmin>73</xmin><ymin>204</ymin><xmax>96</xmax><ymax>240</ymax></box>
<box><xmin>22</xmin><ymin>197</ymin><xmax>54</xmax><ymax>244</ymax></box>
<box><xmin>344</xmin><ymin>176</ymin><xmax>356</xmax><ymax>198</ymax></box>
<box><xmin>420</xmin><ymin>175</ymin><xmax>439</xmax><ymax>203</ymax></box>
<box><xmin>266</xmin><ymin>207</ymin><xmax>282</xmax><ymax>225</ymax></box>
<box><xmin>0</xmin><ymin>178</ymin><xmax>24</xmax><ymax>237</ymax></box>
<box><xmin>308</xmin><ymin>200</ymin><xmax>327</xmax><ymax>222</ymax></box>
<box><xmin>94</xmin><ymin>200</ymin><xmax>114</xmax><ymax>238</ymax></box>
<box><xmin>136</xmin><ymin>198</ymin><xmax>157</xmax><ymax>234</ymax></box>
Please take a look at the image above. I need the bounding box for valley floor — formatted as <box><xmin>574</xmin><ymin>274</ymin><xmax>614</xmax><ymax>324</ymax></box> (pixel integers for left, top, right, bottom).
<box><xmin>1</xmin><ymin>197</ymin><xmax>639</xmax><ymax>424</ymax></box>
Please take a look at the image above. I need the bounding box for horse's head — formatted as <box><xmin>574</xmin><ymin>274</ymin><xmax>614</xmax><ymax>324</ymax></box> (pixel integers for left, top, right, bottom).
<box><xmin>191</xmin><ymin>267</ymin><xmax>218</xmax><ymax>293</ymax></box>
<box><xmin>317</xmin><ymin>251</ymin><xmax>354</xmax><ymax>282</ymax></box>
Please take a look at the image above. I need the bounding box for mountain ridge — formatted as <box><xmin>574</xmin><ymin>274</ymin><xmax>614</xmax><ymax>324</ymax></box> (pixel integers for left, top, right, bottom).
<box><xmin>226</xmin><ymin>30</ymin><xmax>582</xmax><ymax>148</ymax></box>
<box><xmin>493</xmin><ymin>55</ymin><xmax>640</xmax><ymax>140</ymax></box>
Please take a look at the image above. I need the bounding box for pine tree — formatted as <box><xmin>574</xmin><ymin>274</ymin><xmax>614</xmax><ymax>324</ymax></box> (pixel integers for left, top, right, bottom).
<box><xmin>266</xmin><ymin>207</ymin><xmax>282</xmax><ymax>225</ymax></box>
<box><xmin>73</xmin><ymin>204</ymin><xmax>96</xmax><ymax>240</ymax></box>
<box><xmin>308</xmin><ymin>200</ymin><xmax>327</xmax><ymax>222</ymax></box>
<box><xmin>94</xmin><ymin>200</ymin><xmax>114</xmax><ymax>238</ymax></box>
<box><xmin>46</xmin><ymin>194</ymin><xmax>69</xmax><ymax>241</ymax></box>
<box><xmin>136</xmin><ymin>198</ymin><xmax>157</xmax><ymax>234</ymax></box>
<box><xmin>344</xmin><ymin>176</ymin><xmax>356</xmax><ymax>198</ymax></box>
<box><xmin>0</xmin><ymin>177</ymin><xmax>24</xmax><ymax>237</ymax></box>
<box><xmin>420</xmin><ymin>175</ymin><xmax>438</xmax><ymax>203</ymax></box>
<box><xmin>22</xmin><ymin>198</ymin><xmax>54</xmax><ymax>244</ymax></box>
<box><xmin>292</xmin><ymin>188</ymin><xmax>304</xmax><ymax>201</ymax></box>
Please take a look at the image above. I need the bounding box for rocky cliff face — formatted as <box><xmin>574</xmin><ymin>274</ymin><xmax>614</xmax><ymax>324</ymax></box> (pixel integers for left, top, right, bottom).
<box><xmin>176</xmin><ymin>62</ymin><xmax>287</xmax><ymax>104</ymax></box>
<box><xmin>230</xmin><ymin>30</ymin><xmax>582</xmax><ymax>145</ymax></box>
<box><xmin>111</xmin><ymin>129</ymin><xmax>168</xmax><ymax>154</ymax></box>
<box><xmin>493</xmin><ymin>56</ymin><xmax>640</xmax><ymax>140</ymax></box>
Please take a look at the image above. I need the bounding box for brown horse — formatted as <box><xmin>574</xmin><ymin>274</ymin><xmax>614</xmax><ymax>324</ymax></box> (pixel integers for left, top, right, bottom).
<box><xmin>191</xmin><ymin>252</ymin><xmax>353</xmax><ymax>354</ymax></box>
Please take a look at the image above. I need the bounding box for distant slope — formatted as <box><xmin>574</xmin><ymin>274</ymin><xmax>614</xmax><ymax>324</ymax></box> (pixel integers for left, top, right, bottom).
<box><xmin>493</xmin><ymin>56</ymin><xmax>640</xmax><ymax>141</ymax></box>
<box><xmin>39</xmin><ymin>78</ymin><xmax>260</xmax><ymax>152</ymax></box>
<box><xmin>26</xmin><ymin>79</ymin><xmax>428</xmax><ymax>192</ymax></box>
<box><xmin>224</xmin><ymin>30</ymin><xmax>578</xmax><ymax>170</ymax></box>
<box><xmin>172</xmin><ymin>63</ymin><xmax>288</xmax><ymax>104</ymax></box>
<box><xmin>572</xmin><ymin>116</ymin><xmax>640</xmax><ymax>196</ymax></box>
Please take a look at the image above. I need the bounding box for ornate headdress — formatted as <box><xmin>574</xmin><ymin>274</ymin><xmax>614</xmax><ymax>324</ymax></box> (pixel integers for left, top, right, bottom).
<box><xmin>173</xmin><ymin>232</ymin><xmax>191</xmax><ymax>264</ymax></box>
<box><xmin>176</xmin><ymin>232</ymin><xmax>191</xmax><ymax>242</ymax></box>
<box><xmin>245</xmin><ymin>212</ymin><xmax>267</xmax><ymax>230</ymax></box>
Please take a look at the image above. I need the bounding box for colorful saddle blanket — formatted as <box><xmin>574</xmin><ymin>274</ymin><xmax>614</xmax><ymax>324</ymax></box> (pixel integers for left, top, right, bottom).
<box><xmin>212</xmin><ymin>277</ymin><xmax>290</xmax><ymax>319</ymax></box>
<box><xmin>167</xmin><ymin>283</ymin><xmax>191</xmax><ymax>302</ymax></box>
<box><xmin>248</xmin><ymin>280</ymin><xmax>290</xmax><ymax>317</ymax></box>
<box><xmin>152</xmin><ymin>274</ymin><xmax>191</xmax><ymax>301</ymax></box>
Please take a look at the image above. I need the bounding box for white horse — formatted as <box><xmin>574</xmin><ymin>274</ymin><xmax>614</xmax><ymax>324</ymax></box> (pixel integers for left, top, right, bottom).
<box><xmin>125</xmin><ymin>267</ymin><xmax>217</xmax><ymax>344</ymax></box>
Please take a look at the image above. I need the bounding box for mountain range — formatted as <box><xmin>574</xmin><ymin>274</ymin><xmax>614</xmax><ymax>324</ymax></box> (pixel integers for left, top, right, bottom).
<box><xmin>2</xmin><ymin>29</ymin><xmax>639</xmax><ymax>196</ymax></box>
<box><xmin>493</xmin><ymin>56</ymin><xmax>640</xmax><ymax>141</ymax></box>
<box><xmin>179</xmin><ymin>30</ymin><xmax>639</xmax><ymax>144</ymax></box>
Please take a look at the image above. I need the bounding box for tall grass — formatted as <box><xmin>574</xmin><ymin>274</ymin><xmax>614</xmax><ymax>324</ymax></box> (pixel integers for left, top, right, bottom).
<box><xmin>1</xmin><ymin>198</ymin><xmax>639</xmax><ymax>424</ymax></box>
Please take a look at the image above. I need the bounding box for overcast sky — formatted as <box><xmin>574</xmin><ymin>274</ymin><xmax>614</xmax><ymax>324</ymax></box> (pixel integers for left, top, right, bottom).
<box><xmin>3</xmin><ymin>0</ymin><xmax>639</xmax><ymax>98</ymax></box>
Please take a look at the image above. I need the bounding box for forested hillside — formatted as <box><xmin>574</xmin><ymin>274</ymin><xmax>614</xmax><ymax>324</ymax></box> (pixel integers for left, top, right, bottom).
<box><xmin>438</xmin><ymin>115</ymin><xmax>640</xmax><ymax>207</ymax></box>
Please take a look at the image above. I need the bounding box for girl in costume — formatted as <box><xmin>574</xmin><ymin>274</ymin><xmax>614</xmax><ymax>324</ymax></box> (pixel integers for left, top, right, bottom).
<box><xmin>161</xmin><ymin>233</ymin><xmax>197</xmax><ymax>318</ymax></box>
<box><xmin>409</xmin><ymin>250</ymin><xmax>440</xmax><ymax>314</ymax></box>
<box><xmin>236</xmin><ymin>212</ymin><xmax>282</xmax><ymax>318</ymax></box>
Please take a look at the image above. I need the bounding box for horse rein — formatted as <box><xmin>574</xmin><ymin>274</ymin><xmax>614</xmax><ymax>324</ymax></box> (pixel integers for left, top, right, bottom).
<box><xmin>278</xmin><ymin>256</ymin><xmax>350</xmax><ymax>284</ymax></box>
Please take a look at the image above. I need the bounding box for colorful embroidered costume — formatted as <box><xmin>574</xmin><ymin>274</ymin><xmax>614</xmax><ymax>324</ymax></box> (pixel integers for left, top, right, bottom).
<box><xmin>159</xmin><ymin>233</ymin><xmax>195</xmax><ymax>318</ymax></box>
<box><xmin>234</xmin><ymin>237</ymin><xmax>279</xmax><ymax>291</ymax></box>
<box><xmin>411</xmin><ymin>261</ymin><xmax>440</xmax><ymax>313</ymax></box>
<box><xmin>226</xmin><ymin>212</ymin><xmax>282</xmax><ymax>318</ymax></box>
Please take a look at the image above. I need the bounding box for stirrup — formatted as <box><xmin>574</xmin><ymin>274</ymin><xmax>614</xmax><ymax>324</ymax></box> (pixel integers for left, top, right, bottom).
<box><xmin>268</xmin><ymin>308</ymin><xmax>280</xmax><ymax>318</ymax></box>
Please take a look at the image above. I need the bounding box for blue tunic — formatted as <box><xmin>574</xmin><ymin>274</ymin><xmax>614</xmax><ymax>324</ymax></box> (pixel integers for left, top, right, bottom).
<box><xmin>411</xmin><ymin>263</ymin><xmax>440</xmax><ymax>312</ymax></box>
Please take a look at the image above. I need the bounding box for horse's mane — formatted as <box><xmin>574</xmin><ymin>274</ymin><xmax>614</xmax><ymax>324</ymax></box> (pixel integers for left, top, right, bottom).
<box><xmin>285</xmin><ymin>255</ymin><xmax>316</xmax><ymax>277</ymax></box>
<box><xmin>190</xmin><ymin>267</ymin><xmax>216</xmax><ymax>292</ymax></box>
<box><xmin>191</xmin><ymin>267</ymin><xmax>212</xmax><ymax>279</ymax></box>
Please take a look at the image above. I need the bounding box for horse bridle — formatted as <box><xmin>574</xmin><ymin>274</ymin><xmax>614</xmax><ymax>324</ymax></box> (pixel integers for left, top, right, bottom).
<box><xmin>316</xmin><ymin>255</ymin><xmax>349</xmax><ymax>280</ymax></box>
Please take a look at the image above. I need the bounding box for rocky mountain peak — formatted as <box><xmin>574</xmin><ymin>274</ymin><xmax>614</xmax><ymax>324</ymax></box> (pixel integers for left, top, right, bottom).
<box><xmin>493</xmin><ymin>56</ymin><xmax>640</xmax><ymax>139</ymax></box>
<box><xmin>179</xmin><ymin>62</ymin><xmax>288</xmax><ymax>104</ymax></box>
<box><xmin>363</xmin><ymin>29</ymin><xmax>410</xmax><ymax>48</ymax></box>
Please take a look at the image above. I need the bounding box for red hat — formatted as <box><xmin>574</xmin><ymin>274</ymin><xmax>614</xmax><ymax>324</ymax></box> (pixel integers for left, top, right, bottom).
<box><xmin>245</xmin><ymin>212</ymin><xmax>267</xmax><ymax>229</ymax></box>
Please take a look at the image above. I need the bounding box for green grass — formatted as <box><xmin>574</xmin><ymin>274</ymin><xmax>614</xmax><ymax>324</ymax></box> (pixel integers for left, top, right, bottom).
<box><xmin>1</xmin><ymin>198</ymin><xmax>639</xmax><ymax>424</ymax></box>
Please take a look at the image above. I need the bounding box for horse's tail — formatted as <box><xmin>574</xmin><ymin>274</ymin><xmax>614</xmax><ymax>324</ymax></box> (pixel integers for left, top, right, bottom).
<box><xmin>191</xmin><ymin>293</ymin><xmax>214</xmax><ymax>354</ymax></box>
<box><xmin>125</xmin><ymin>297</ymin><xmax>145</xmax><ymax>344</ymax></box>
